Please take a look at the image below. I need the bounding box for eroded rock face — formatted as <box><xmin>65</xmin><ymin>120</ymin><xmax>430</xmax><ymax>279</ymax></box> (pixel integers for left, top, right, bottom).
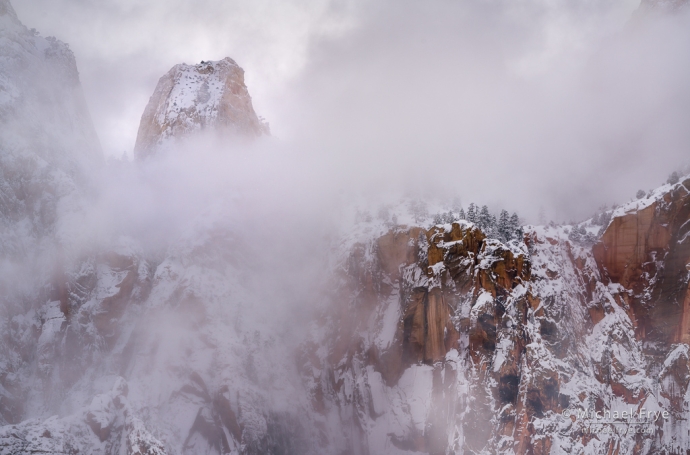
<box><xmin>594</xmin><ymin>178</ymin><xmax>690</xmax><ymax>344</ymax></box>
<box><xmin>134</xmin><ymin>58</ymin><xmax>269</xmax><ymax>158</ymax></box>
<box><xmin>304</xmin><ymin>221</ymin><xmax>539</xmax><ymax>454</ymax></box>
<box><xmin>3</xmin><ymin>0</ymin><xmax>690</xmax><ymax>452</ymax></box>
<box><xmin>304</xmin><ymin>178</ymin><xmax>690</xmax><ymax>454</ymax></box>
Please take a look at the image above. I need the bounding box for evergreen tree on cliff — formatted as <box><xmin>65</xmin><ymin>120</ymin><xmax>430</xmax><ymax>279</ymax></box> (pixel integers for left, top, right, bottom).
<box><xmin>498</xmin><ymin>210</ymin><xmax>510</xmax><ymax>242</ymax></box>
<box><xmin>467</xmin><ymin>204</ymin><xmax>477</xmax><ymax>223</ymax></box>
<box><xmin>478</xmin><ymin>205</ymin><xmax>492</xmax><ymax>232</ymax></box>
<box><xmin>510</xmin><ymin>212</ymin><xmax>522</xmax><ymax>240</ymax></box>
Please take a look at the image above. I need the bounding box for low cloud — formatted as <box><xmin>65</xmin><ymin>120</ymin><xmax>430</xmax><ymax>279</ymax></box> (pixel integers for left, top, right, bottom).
<box><xmin>13</xmin><ymin>0</ymin><xmax>690</xmax><ymax>222</ymax></box>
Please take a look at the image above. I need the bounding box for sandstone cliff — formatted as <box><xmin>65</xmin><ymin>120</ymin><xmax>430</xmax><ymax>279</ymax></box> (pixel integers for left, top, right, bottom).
<box><xmin>301</xmin><ymin>178</ymin><xmax>690</xmax><ymax>454</ymax></box>
<box><xmin>134</xmin><ymin>58</ymin><xmax>269</xmax><ymax>159</ymax></box>
<box><xmin>594</xmin><ymin>177</ymin><xmax>690</xmax><ymax>346</ymax></box>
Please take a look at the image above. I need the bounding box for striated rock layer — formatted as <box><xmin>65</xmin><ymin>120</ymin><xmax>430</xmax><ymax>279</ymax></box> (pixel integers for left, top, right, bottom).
<box><xmin>134</xmin><ymin>58</ymin><xmax>269</xmax><ymax>159</ymax></box>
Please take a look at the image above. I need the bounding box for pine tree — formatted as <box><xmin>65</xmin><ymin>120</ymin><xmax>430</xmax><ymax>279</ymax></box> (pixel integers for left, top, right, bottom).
<box><xmin>478</xmin><ymin>205</ymin><xmax>491</xmax><ymax>231</ymax></box>
<box><xmin>458</xmin><ymin>207</ymin><xmax>466</xmax><ymax>220</ymax></box>
<box><xmin>467</xmin><ymin>203</ymin><xmax>477</xmax><ymax>223</ymax></box>
<box><xmin>498</xmin><ymin>210</ymin><xmax>510</xmax><ymax>242</ymax></box>
<box><xmin>596</xmin><ymin>211</ymin><xmax>612</xmax><ymax>236</ymax></box>
<box><xmin>509</xmin><ymin>212</ymin><xmax>521</xmax><ymax>240</ymax></box>
<box><xmin>489</xmin><ymin>214</ymin><xmax>497</xmax><ymax>237</ymax></box>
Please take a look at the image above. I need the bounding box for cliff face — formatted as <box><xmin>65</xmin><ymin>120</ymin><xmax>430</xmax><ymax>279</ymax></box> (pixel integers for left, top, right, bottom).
<box><xmin>304</xmin><ymin>221</ymin><xmax>553</xmax><ymax>454</ymax></box>
<box><xmin>0</xmin><ymin>0</ymin><xmax>100</xmax><ymax>163</ymax></box>
<box><xmin>0</xmin><ymin>3</ymin><xmax>166</xmax><ymax>452</ymax></box>
<box><xmin>594</xmin><ymin>178</ymin><xmax>690</xmax><ymax>345</ymax></box>
<box><xmin>0</xmin><ymin>0</ymin><xmax>101</xmax><ymax>257</ymax></box>
<box><xmin>134</xmin><ymin>58</ymin><xmax>269</xmax><ymax>159</ymax></box>
<box><xmin>0</xmin><ymin>1</ymin><xmax>104</xmax><ymax>424</ymax></box>
<box><xmin>302</xmin><ymin>178</ymin><xmax>690</xmax><ymax>454</ymax></box>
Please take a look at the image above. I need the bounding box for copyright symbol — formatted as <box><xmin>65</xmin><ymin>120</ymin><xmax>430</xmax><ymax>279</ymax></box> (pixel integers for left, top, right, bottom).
<box><xmin>562</xmin><ymin>409</ymin><xmax>570</xmax><ymax>417</ymax></box>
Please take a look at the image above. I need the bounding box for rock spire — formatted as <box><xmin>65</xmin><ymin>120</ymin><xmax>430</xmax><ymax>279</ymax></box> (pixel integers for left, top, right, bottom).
<box><xmin>134</xmin><ymin>57</ymin><xmax>269</xmax><ymax>158</ymax></box>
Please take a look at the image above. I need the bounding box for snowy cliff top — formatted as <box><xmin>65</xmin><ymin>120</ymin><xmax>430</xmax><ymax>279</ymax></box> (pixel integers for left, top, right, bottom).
<box><xmin>610</xmin><ymin>173</ymin><xmax>690</xmax><ymax>220</ymax></box>
<box><xmin>160</xmin><ymin>59</ymin><xmax>233</xmax><ymax>126</ymax></box>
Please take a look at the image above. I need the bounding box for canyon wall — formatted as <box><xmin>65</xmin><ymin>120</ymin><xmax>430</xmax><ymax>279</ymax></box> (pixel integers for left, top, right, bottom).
<box><xmin>304</xmin><ymin>178</ymin><xmax>690</xmax><ymax>454</ymax></box>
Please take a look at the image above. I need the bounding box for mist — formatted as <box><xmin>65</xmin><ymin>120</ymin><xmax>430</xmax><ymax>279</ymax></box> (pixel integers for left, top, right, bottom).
<box><xmin>13</xmin><ymin>0</ymin><xmax>690</xmax><ymax>223</ymax></box>
<box><xmin>278</xmin><ymin>0</ymin><xmax>690</xmax><ymax>222</ymax></box>
<box><xmin>3</xmin><ymin>0</ymin><xmax>690</xmax><ymax>453</ymax></box>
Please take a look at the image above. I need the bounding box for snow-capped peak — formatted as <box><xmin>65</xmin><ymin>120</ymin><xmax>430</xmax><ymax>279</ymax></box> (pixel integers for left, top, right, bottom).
<box><xmin>134</xmin><ymin>57</ymin><xmax>269</xmax><ymax>158</ymax></box>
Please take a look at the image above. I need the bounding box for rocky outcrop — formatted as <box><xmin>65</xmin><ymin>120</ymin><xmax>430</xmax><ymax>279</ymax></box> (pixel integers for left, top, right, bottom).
<box><xmin>0</xmin><ymin>0</ymin><xmax>105</xmax><ymax>430</ymax></box>
<box><xmin>0</xmin><ymin>0</ymin><xmax>100</xmax><ymax>165</ymax></box>
<box><xmin>0</xmin><ymin>15</ymin><xmax>301</xmax><ymax>447</ymax></box>
<box><xmin>134</xmin><ymin>58</ymin><xmax>269</xmax><ymax>158</ymax></box>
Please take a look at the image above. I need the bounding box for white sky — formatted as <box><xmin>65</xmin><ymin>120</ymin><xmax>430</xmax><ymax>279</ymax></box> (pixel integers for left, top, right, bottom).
<box><xmin>11</xmin><ymin>0</ymin><xmax>690</xmax><ymax>221</ymax></box>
